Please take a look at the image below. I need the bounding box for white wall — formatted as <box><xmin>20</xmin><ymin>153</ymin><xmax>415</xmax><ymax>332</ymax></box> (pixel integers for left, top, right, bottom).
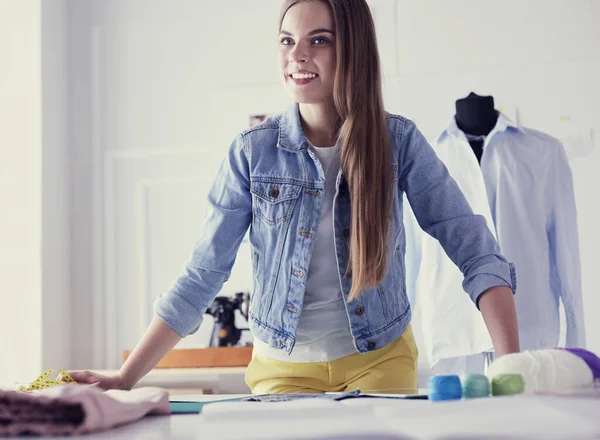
<box><xmin>58</xmin><ymin>0</ymin><xmax>599</xmax><ymax>370</ymax></box>
<box><xmin>68</xmin><ymin>0</ymin><xmax>288</xmax><ymax>369</ymax></box>
<box><xmin>41</xmin><ymin>0</ymin><xmax>71</xmax><ymax>377</ymax></box>
<box><xmin>0</xmin><ymin>0</ymin><xmax>71</xmax><ymax>387</ymax></box>
<box><xmin>0</xmin><ymin>0</ymin><xmax>43</xmax><ymax>385</ymax></box>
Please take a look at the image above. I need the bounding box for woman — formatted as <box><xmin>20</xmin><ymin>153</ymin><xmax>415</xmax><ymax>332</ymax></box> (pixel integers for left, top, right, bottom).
<box><xmin>69</xmin><ymin>0</ymin><xmax>519</xmax><ymax>394</ymax></box>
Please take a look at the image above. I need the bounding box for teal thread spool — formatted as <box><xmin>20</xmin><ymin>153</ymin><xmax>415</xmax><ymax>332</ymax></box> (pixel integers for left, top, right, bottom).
<box><xmin>491</xmin><ymin>374</ymin><xmax>525</xmax><ymax>396</ymax></box>
<box><xmin>460</xmin><ymin>374</ymin><xmax>490</xmax><ymax>398</ymax></box>
<box><xmin>427</xmin><ymin>375</ymin><xmax>462</xmax><ymax>401</ymax></box>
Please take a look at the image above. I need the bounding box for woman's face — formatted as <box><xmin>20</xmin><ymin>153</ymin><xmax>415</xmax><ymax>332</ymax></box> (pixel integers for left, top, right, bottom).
<box><xmin>278</xmin><ymin>1</ymin><xmax>336</xmax><ymax>105</ymax></box>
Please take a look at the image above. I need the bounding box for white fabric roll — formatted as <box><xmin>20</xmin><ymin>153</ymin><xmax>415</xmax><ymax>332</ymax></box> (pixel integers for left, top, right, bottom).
<box><xmin>487</xmin><ymin>349</ymin><xmax>593</xmax><ymax>393</ymax></box>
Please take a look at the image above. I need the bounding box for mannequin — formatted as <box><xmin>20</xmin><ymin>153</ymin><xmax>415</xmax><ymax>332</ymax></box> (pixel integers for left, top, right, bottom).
<box><xmin>455</xmin><ymin>92</ymin><xmax>499</xmax><ymax>164</ymax></box>
<box><xmin>412</xmin><ymin>91</ymin><xmax>585</xmax><ymax>377</ymax></box>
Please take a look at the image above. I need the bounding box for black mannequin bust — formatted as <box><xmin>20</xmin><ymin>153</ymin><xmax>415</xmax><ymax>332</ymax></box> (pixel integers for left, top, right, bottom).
<box><xmin>455</xmin><ymin>92</ymin><xmax>499</xmax><ymax>164</ymax></box>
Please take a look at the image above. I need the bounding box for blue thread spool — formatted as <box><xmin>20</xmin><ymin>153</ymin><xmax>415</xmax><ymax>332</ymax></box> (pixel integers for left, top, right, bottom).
<box><xmin>460</xmin><ymin>374</ymin><xmax>490</xmax><ymax>398</ymax></box>
<box><xmin>427</xmin><ymin>375</ymin><xmax>462</xmax><ymax>401</ymax></box>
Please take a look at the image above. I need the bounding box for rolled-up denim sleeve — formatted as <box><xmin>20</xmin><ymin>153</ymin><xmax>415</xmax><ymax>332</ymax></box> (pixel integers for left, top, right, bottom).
<box><xmin>154</xmin><ymin>134</ymin><xmax>252</xmax><ymax>336</ymax></box>
<box><xmin>398</xmin><ymin>119</ymin><xmax>516</xmax><ymax>307</ymax></box>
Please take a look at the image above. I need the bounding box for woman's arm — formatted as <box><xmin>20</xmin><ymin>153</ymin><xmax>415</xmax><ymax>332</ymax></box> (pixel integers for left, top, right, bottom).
<box><xmin>398</xmin><ymin>119</ymin><xmax>516</xmax><ymax>306</ymax></box>
<box><xmin>397</xmin><ymin>119</ymin><xmax>518</xmax><ymax>352</ymax></box>
<box><xmin>478</xmin><ymin>286</ymin><xmax>520</xmax><ymax>357</ymax></box>
<box><xmin>66</xmin><ymin>316</ymin><xmax>181</xmax><ymax>390</ymax></box>
<box><xmin>154</xmin><ymin>133</ymin><xmax>252</xmax><ymax>338</ymax></box>
<box><xmin>69</xmin><ymin>135</ymin><xmax>252</xmax><ymax>390</ymax></box>
<box><xmin>119</xmin><ymin>315</ymin><xmax>182</xmax><ymax>390</ymax></box>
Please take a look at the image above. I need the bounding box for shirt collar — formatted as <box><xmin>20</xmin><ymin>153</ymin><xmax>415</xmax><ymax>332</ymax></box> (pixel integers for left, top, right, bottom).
<box><xmin>277</xmin><ymin>101</ymin><xmax>310</xmax><ymax>153</ymax></box>
<box><xmin>436</xmin><ymin>111</ymin><xmax>523</xmax><ymax>144</ymax></box>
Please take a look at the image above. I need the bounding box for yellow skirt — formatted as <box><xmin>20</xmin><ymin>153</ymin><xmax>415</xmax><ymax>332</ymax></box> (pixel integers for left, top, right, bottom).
<box><xmin>246</xmin><ymin>324</ymin><xmax>418</xmax><ymax>394</ymax></box>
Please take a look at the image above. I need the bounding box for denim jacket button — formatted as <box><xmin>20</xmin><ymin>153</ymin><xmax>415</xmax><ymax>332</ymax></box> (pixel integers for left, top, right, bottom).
<box><xmin>367</xmin><ymin>341</ymin><xmax>377</xmax><ymax>351</ymax></box>
<box><xmin>269</xmin><ymin>188</ymin><xmax>280</xmax><ymax>198</ymax></box>
<box><xmin>355</xmin><ymin>306</ymin><xmax>364</xmax><ymax>315</ymax></box>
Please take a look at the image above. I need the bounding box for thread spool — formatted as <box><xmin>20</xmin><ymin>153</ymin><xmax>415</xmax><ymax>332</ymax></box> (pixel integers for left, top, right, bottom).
<box><xmin>427</xmin><ymin>375</ymin><xmax>462</xmax><ymax>401</ymax></box>
<box><xmin>460</xmin><ymin>374</ymin><xmax>490</xmax><ymax>398</ymax></box>
<box><xmin>491</xmin><ymin>374</ymin><xmax>525</xmax><ymax>396</ymax></box>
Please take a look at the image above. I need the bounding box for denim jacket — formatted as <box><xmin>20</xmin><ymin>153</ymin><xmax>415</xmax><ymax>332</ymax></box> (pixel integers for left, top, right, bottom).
<box><xmin>154</xmin><ymin>102</ymin><xmax>516</xmax><ymax>355</ymax></box>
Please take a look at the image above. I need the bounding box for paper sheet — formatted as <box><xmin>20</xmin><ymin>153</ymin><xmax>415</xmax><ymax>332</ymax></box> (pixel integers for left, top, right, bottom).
<box><xmin>375</xmin><ymin>396</ymin><xmax>600</xmax><ymax>439</ymax></box>
<box><xmin>199</xmin><ymin>399</ymin><xmax>402</xmax><ymax>439</ymax></box>
<box><xmin>197</xmin><ymin>395</ymin><xmax>600</xmax><ymax>440</ymax></box>
<box><xmin>200</xmin><ymin>399</ymin><xmax>351</xmax><ymax>421</ymax></box>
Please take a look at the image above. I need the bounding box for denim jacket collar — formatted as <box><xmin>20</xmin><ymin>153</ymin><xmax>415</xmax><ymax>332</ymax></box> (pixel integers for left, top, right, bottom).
<box><xmin>277</xmin><ymin>102</ymin><xmax>311</xmax><ymax>153</ymax></box>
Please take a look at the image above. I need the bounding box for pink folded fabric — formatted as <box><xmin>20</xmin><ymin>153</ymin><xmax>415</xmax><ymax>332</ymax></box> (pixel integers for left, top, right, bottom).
<box><xmin>0</xmin><ymin>384</ymin><xmax>170</xmax><ymax>436</ymax></box>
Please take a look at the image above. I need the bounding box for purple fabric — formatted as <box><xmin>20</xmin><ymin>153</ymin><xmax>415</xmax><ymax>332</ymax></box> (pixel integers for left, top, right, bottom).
<box><xmin>558</xmin><ymin>348</ymin><xmax>600</xmax><ymax>380</ymax></box>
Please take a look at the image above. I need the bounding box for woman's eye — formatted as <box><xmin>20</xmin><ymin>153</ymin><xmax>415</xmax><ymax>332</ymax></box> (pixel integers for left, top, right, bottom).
<box><xmin>312</xmin><ymin>37</ymin><xmax>330</xmax><ymax>45</ymax></box>
<box><xmin>280</xmin><ymin>37</ymin><xmax>294</xmax><ymax>45</ymax></box>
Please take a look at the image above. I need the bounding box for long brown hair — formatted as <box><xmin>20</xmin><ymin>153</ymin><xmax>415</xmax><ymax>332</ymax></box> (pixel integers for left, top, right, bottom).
<box><xmin>279</xmin><ymin>0</ymin><xmax>392</xmax><ymax>301</ymax></box>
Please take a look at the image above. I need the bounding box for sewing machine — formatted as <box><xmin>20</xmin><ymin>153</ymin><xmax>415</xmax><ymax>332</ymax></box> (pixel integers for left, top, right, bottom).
<box><xmin>205</xmin><ymin>292</ymin><xmax>251</xmax><ymax>348</ymax></box>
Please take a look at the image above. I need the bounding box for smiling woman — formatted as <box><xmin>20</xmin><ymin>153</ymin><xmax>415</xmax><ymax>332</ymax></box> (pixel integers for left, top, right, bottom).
<box><xmin>66</xmin><ymin>0</ymin><xmax>520</xmax><ymax>399</ymax></box>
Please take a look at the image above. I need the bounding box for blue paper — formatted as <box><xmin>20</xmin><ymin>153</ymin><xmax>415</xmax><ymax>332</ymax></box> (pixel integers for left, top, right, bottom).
<box><xmin>169</xmin><ymin>397</ymin><xmax>243</xmax><ymax>414</ymax></box>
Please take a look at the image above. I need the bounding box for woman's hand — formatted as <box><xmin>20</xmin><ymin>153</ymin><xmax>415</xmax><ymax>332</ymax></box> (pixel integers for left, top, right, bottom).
<box><xmin>62</xmin><ymin>370</ymin><xmax>126</xmax><ymax>391</ymax></box>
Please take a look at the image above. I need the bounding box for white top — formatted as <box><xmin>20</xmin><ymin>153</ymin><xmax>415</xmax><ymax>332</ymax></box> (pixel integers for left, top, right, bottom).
<box><xmin>405</xmin><ymin>112</ymin><xmax>584</xmax><ymax>368</ymax></box>
<box><xmin>253</xmin><ymin>143</ymin><xmax>356</xmax><ymax>362</ymax></box>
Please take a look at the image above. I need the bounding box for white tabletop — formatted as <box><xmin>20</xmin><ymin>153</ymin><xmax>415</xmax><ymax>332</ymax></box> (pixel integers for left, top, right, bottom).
<box><xmin>46</xmin><ymin>393</ymin><xmax>600</xmax><ymax>440</ymax></box>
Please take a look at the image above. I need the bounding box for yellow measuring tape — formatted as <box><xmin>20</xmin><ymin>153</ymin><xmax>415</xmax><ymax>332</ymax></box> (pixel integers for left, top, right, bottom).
<box><xmin>18</xmin><ymin>369</ymin><xmax>77</xmax><ymax>392</ymax></box>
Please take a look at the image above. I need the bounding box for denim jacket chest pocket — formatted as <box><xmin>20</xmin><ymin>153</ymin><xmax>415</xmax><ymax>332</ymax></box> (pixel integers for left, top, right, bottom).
<box><xmin>250</xmin><ymin>180</ymin><xmax>303</xmax><ymax>226</ymax></box>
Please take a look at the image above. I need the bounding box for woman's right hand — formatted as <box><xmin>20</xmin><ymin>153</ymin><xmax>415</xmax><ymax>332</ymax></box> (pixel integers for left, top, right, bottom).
<box><xmin>62</xmin><ymin>370</ymin><xmax>126</xmax><ymax>391</ymax></box>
